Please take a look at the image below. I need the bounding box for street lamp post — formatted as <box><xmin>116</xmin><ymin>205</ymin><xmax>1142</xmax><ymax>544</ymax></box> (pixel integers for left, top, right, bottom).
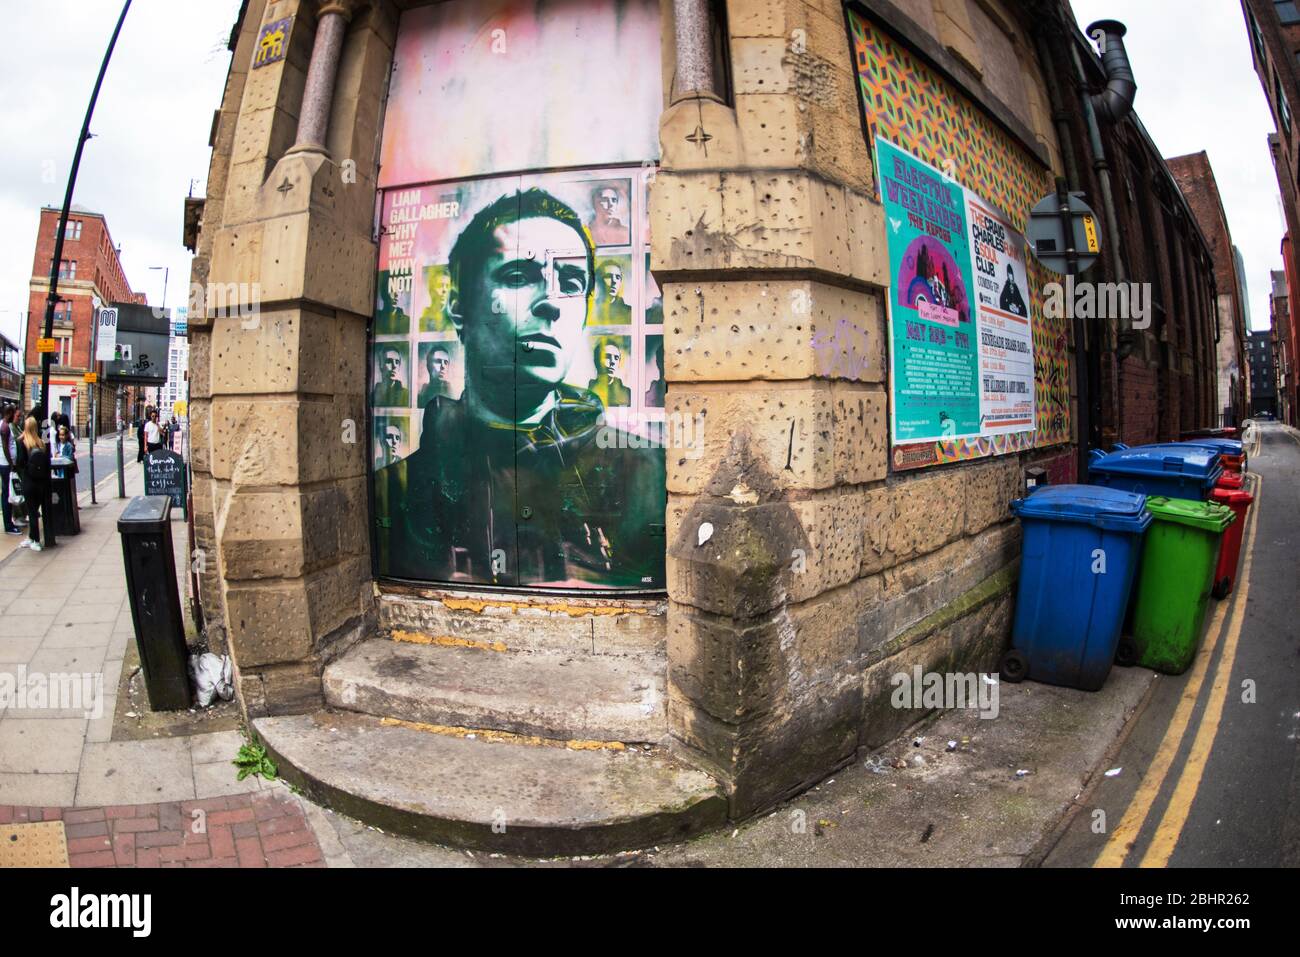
<box><xmin>39</xmin><ymin>0</ymin><xmax>132</xmax><ymax>490</ymax></box>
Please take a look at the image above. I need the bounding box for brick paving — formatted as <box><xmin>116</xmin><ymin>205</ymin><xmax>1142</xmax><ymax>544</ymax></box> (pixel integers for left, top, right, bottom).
<box><xmin>0</xmin><ymin>788</ymin><xmax>325</xmax><ymax>868</ymax></box>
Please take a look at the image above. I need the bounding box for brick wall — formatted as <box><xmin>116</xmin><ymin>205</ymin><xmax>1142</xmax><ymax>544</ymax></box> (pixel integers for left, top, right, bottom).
<box><xmin>1118</xmin><ymin>357</ymin><xmax>1159</xmax><ymax>446</ymax></box>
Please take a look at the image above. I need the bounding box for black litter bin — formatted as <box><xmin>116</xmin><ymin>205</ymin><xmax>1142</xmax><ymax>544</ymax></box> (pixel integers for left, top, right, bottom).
<box><xmin>118</xmin><ymin>495</ymin><xmax>191</xmax><ymax>710</ymax></box>
<box><xmin>49</xmin><ymin>462</ymin><xmax>80</xmax><ymax>536</ymax></box>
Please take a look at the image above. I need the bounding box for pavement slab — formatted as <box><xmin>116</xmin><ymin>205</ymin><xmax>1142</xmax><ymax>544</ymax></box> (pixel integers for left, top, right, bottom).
<box><xmin>0</xmin><ymin>719</ymin><xmax>88</xmax><ymax>774</ymax></box>
<box><xmin>76</xmin><ymin>737</ymin><xmax>196</xmax><ymax>805</ymax></box>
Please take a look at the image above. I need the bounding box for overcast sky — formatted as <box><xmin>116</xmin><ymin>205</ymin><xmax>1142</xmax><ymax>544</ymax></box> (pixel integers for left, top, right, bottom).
<box><xmin>0</xmin><ymin>1</ymin><xmax>1284</xmax><ymax>356</ymax></box>
<box><xmin>1072</xmin><ymin>1</ymin><xmax>1281</xmax><ymax>332</ymax></box>
<box><xmin>0</xmin><ymin>0</ymin><xmax>240</xmax><ymax>350</ymax></box>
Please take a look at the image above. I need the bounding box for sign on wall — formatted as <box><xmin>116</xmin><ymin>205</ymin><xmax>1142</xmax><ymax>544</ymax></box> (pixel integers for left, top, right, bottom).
<box><xmin>852</xmin><ymin>11</ymin><xmax>1069</xmax><ymax>470</ymax></box>
<box><xmin>95</xmin><ymin>307</ymin><xmax>119</xmax><ymax>361</ymax></box>
<box><xmin>878</xmin><ymin>139</ymin><xmax>980</xmax><ymax>444</ymax></box>
<box><xmin>967</xmin><ymin>197</ymin><xmax>1035</xmax><ymax>435</ymax></box>
<box><xmin>877</xmin><ymin>138</ymin><xmax>1036</xmax><ymax>448</ymax></box>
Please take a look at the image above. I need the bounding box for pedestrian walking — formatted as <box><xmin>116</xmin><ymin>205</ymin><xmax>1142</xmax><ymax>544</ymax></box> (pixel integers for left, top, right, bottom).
<box><xmin>1</xmin><ymin>405</ymin><xmax>22</xmax><ymax>534</ymax></box>
<box><xmin>14</xmin><ymin>415</ymin><xmax>51</xmax><ymax>552</ymax></box>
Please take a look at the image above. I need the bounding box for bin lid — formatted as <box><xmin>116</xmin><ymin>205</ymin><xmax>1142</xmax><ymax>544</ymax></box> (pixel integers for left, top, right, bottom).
<box><xmin>1170</xmin><ymin>438</ymin><xmax>1244</xmax><ymax>457</ymax></box>
<box><xmin>117</xmin><ymin>494</ymin><xmax>172</xmax><ymax>533</ymax></box>
<box><xmin>1145</xmin><ymin>496</ymin><xmax>1236</xmax><ymax>532</ymax></box>
<box><xmin>1089</xmin><ymin>445</ymin><xmax>1222</xmax><ymax>484</ymax></box>
<box><xmin>1216</xmin><ymin>471</ymin><xmax>1244</xmax><ymax>489</ymax></box>
<box><xmin>1011</xmin><ymin>484</ymin><xmax>1152</xmax><ymax>532</ymax></box>
<box><xmin>1210</xmin><ymin>487</ymin><xmax>1254</xmax><ymax>507</ymax></box>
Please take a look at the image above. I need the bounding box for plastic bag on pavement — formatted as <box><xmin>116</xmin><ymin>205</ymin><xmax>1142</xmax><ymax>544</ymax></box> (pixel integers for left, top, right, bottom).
<box><xmin>189</xmin><ymin>653</ymin><xmax>234</xmax><ymax>707</ymax></box>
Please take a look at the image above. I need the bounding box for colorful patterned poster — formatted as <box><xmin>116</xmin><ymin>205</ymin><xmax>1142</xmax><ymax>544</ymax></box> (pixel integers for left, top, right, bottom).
<box><xmin>968</xmin><ymin>197</ymin><xmax>1035</xmax><ymax>435</ymax></box>
<box><xmin>877</xmin><ymin>138</ymin><xmax>981</xmax><ymax>443</ymax></box>
<box><xmin>851</xmin><ymin>10</ymin><xmax>1068</xmax><ymax>470</ymax></box>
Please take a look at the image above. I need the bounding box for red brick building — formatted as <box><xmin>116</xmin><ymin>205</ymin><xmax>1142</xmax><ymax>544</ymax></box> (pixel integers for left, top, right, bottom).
<box><xmin>1166</xmin><ymin>151</ymin><xmax>1250</xmax><ymax>427</ymax></box>
<box><xmin>1244</xmin><ymin>0</ymin><xmax>1300</xmax><ymax>422</ymax></box>
<box><xmin>24</xmin><ymin>206</ymin><xmax>147</xmax><ymax>435</ymax></box>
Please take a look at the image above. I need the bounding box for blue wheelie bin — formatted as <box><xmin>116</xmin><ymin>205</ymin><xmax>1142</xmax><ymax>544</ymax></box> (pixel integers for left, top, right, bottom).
<box><xmin>1003</xmin><ymin>485</ymin><xmax>1153</xmax><ymax>691</ymax></box>
<box><xmin>1088</xmin><ymin>445</ymin><xmax>1222</xmax><ymax>501</ymax></box>
<box><xmin>1169</xmin><ymin>438</ymin><xmax>1245</xmax><ymax>473</ymax></box>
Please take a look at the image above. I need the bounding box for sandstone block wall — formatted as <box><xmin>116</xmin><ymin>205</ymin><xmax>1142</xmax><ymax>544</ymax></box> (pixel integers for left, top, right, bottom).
<box><xmin>656</xmin><ymin>0</ymin><xmax>1042</xmax><ymax>817</ymax></box>
<box><xmin>190</xmin><ymin>0</ymin><xmax>397</xmax><ymax>717</ymax></box>
<box><xmin>187</xmin><ymin>0</ymin><xmax>1057</xmax><ymax>815</ymax></box>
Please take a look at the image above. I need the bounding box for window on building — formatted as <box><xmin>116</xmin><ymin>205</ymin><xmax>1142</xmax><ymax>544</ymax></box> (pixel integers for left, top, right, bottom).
<box><xmin>1278</xmin><ymin>1</ymin><xmax>1300</xmax><ymax>26</ymax></box>
<box><xmin>58</xmin><ymin>259</ymin><xmax>76</xmax><ymax>280</ymax></box>
<box><xmin>53</xmin><ymin>302</ymin><xmax>72</xmax><ymax>326</ymax></box>
<box><xmin>1252</xmin><ymin>10</ymin><xmax>1268</xmax><ymax>62</ymax></box>
<box><xmin>1275</xmin><ymin>69</ymin><xmax>1294</xmax><ymax>135</ymax></box>
<box><xmin>52</xmin><ymin>219</ymin><xmax>83</xmax><ymax>241</ymax></box>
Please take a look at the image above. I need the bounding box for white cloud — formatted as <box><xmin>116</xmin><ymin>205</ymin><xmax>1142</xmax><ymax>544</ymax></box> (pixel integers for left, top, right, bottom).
<box><xmin>1072</xmin><ymin>1</ymin><xmax>1283</xmax><ymax>332</ymax></box>
<box><xmin>0</xmin><ymin>0</ymin><xmax>241</xmax><ymax>353</ymax></box>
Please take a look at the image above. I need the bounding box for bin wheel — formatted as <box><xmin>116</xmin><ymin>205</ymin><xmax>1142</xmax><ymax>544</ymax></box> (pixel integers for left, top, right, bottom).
<box><xmin>1211</xmin><ymin>577</ymin><xmax>1231</xmax><ymax>600</ymax></box>
<box><xmin>1115</xmin><ymin>639</ymin><xmax>1138</xmax><ymax>667</ymax></box>
<box><xmin>999</xmin><ymin>649</ymin><xmax>1028</xmax><ymax>683</ymax></box>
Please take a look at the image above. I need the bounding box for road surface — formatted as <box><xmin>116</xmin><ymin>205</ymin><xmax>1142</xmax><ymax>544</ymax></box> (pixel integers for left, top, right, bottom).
<box><xmin>1044</xmin><ymin>421</ymin><xmax>1300</xmax><ymax>867</ymax></box>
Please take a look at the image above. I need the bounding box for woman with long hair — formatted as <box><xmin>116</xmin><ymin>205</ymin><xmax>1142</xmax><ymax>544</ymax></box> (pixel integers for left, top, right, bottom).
<box><xmin>14</xmin><ymin>415</ymin><xmax>50</xmax><ymax>551</ymax></box>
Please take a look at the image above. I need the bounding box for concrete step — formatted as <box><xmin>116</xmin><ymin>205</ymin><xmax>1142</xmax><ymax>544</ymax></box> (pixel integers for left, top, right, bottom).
<box><xmin>323</xmin><ymin>638</ymin><xmax>667</xmax><ymax>744</ymax></box>
<box><xmin>378</xmin><ymin>590</ymin><xmax>665</xmax><ymax>658</ymax></box>
<box><xmin>254</xmin><ymin>711</ymin><xmax>726</xmax><ymax>855</ymax></box>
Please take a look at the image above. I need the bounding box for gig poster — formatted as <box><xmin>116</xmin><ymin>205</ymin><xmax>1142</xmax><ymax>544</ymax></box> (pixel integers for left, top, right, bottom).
<box><xmin>877</xmin><ymin>138</ymin><xmax>981</xmax><ymax>444</ymax></box>
<box><xmin>877</xmin><ymin>137</ymin><xmax>1036</xmax><ymax>447</ymax></box>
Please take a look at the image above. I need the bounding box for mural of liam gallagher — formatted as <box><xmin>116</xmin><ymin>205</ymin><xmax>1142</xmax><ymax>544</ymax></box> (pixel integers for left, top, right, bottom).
<box><xmin>375</xmin><ymin>188</ymin><xmax>665</xmax><ymax>589</ymax></box>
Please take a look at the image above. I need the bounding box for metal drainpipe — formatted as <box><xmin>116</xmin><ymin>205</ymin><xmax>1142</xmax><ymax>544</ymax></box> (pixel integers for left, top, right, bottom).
<box><xmin>1068</xmin><ymin>36</ymin><xmax>1127</xmax><ymax>285</ymax></box>
<box><xmin>1033</xmin><ymin>30</ymin><xmax>1081</xmax><ymax>192</ymax></box>
<box><xmin>672</xmin><ymin>0</ymin><xmax>717</xmax><ymax>104</ymax></box>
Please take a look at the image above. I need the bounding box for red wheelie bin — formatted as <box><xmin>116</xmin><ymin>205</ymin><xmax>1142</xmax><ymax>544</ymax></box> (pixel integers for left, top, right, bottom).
<box><xmin>1208</xmin><ymin>486</ymin><xmax>1253</xmax><ymax>599</ymax></box>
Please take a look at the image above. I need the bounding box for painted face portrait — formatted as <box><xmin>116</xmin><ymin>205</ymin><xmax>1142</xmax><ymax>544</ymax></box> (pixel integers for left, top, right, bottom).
<box><xmin>587</xmin><ymin>181</ymin><xmax>631</xmax><ymax>246</ymax></box>
<box><xmin>457</xmin><ymin>216</ymin><xmax>590</xmax><ymax>398</ymax></box>
<box><xmin>600</xmin><ymin>264</ymin><xmax>623</xmax><ymax>299</ymax></box>
<box><xmin>601</xmin><ymin>343</ymin><xmax>621</xmax><ymax>377</ymax></box>
<box><xmin>382</xmin><ymin>349</ymin><xmax>403</xmax><ymax>383</ymax></box>
<box><xmin>428</xmin><ymin>348</ymin><xmax>452</xmax><ymax>380</ymax></box>
<box><xmin>383</xmin><ymin>425</ymin><xmax>402</xmax><ymax>452</ymax></box>
<box><xmin>596</xmin><ymin>188</ymin><xmax>621</xmax><ymax>223</ymax></box>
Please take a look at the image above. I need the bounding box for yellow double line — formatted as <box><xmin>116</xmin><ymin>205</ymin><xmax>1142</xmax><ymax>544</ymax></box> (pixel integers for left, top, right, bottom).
<box><xmin>1094</xmin><ymin>471</ymin><xmax>1262</xmax><ymax>868</ymax></box>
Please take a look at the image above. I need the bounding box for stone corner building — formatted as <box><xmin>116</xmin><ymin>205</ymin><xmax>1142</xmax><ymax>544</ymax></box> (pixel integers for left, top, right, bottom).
<box><xmin>187</xmin><ymin>0</ymin><xmax>1220</xmax><ymax>853</ymax></box>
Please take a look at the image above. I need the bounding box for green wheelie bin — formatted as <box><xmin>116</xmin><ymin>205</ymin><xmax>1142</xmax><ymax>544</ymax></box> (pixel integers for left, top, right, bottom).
<box><xmin>1122</xmin><ymin>496</ymin><xmax>1235</xmax><ymax>675</ymax></box>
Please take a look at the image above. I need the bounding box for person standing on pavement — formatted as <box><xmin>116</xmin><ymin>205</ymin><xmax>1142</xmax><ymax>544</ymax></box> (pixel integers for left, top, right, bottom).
<box><xmin>144</xmin><ymin>408</ymin><xmax>164</xmax><ymax>453</ymax></box>
<box><xmin>1</xmin><ymin>405</ymin><xmax>21</xmax><ymax>535</ymax></box>
<box><xmin>136</xmin><ymin>409</ymin><xmax>148</xmax><ymax>462</ymax></box>
<box><xmin>52</xmin><ymin>423</ymin><xmax>76</xmax><ymax>481</ymax></box>
<box><xmin>14</xmin><ymin>416</ymin><xmax>50</xmax><ymax>552</ymax></box>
